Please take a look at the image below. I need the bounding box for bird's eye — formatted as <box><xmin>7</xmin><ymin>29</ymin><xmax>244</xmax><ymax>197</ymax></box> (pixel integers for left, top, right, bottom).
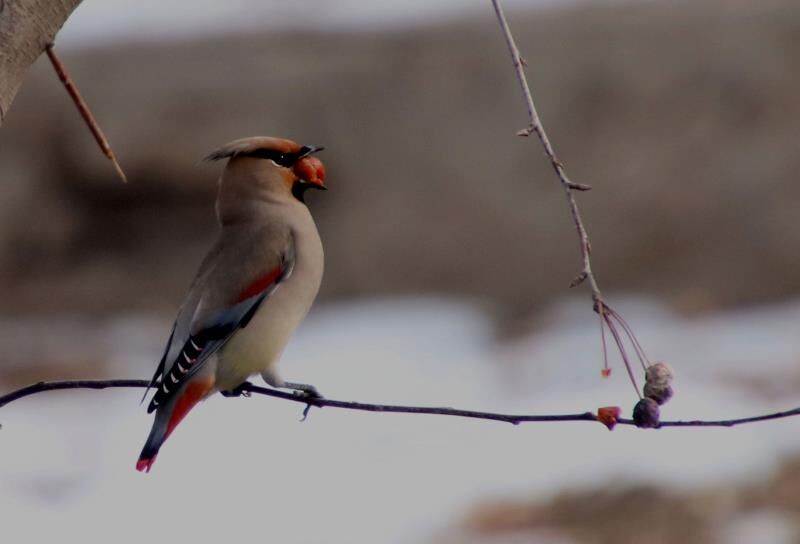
<box><xmin>274</xmin><ymin>153</ymin><xmax>296</xmax><ymax>168</ymax></box>
<box><xmin>250</xmin><ymin>148</ymin><xmax>296</xmax><ymax>167</ymax></box>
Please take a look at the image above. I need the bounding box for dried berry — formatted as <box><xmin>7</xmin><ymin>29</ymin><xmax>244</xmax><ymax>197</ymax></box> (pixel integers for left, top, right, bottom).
<box><xmin>645</xmin><ymin>362</ymin><xmax>674</xmax><ymax>388</ymax></box>
<box><xmin>643</xmin><ymin>383</ymin><xmax>673</xmax><ymax>405</ymax></box>
<box><xmin>597</xmin><ymin>406</ymin><xmax>622</xmax><ymax>430</ymax></box>
<box><xmin>632</xmin><ymin>398</ymin><xmax>660</xmax><ymax>428</ymax></box>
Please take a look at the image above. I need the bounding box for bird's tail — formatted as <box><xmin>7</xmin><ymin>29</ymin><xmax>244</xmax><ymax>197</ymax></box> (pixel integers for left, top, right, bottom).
<box><xmin>137</xmin><ymin>410</ymin><xmax>169</xmax><ymax>473</ymax></box>
<box><xmin>136</xmin><ymin>379</ymin><xmax>214</xmax><ymax>473</ymax></box>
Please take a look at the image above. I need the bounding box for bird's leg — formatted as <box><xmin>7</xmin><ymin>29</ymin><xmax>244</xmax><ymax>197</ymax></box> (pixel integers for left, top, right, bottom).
<box><xmin>282</xmin><ymin>382</ymin><xmax>323</xmax><ymax>422</ymax></box>
<box><xmin>261</xmin><ymin>370</ymin><xmax>323</xmax><ymax>399</ymax></box>
<box><xmin>261</xmin><ymin>371</ymin><xmax>322</xmax><ymax>421</ymax></box>
<box><xmin>220</xmin><ymin>381</ymin><xmax>252</xmax><ymax>398</ymax></box>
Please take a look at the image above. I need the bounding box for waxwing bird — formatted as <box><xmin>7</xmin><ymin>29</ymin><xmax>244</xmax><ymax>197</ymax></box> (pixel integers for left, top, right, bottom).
<box><xmin>136</xmin><ymin>136</ymin><xmax>327</xmax><ymax>473</ymax></box>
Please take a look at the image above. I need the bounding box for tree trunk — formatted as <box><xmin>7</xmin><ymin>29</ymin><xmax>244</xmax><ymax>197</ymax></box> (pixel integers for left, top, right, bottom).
<box><xmin>0</xmin><ymin>0</ymin><xmax>82</xmax><ymax>127</ymax></box>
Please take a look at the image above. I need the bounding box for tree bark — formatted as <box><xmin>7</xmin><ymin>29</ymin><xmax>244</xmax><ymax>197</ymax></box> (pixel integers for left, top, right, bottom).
<box><xmin>0</xmin><ymin>0</ymin><xmax>82</xmax><ymax>127</ymax></box>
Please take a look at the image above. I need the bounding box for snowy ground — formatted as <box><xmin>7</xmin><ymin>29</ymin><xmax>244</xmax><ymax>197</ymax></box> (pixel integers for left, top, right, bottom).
<box><xmin>2</xmin><ymin>296</ymin><xmax>800</xmax><ymax>543</ymax></box>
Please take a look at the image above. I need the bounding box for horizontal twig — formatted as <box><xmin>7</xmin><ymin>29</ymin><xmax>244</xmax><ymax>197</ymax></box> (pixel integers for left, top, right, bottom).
<box><xmin>0</xmin><ymin>378</ymin><xmax>798</xmax><ymax>429</ymax></box>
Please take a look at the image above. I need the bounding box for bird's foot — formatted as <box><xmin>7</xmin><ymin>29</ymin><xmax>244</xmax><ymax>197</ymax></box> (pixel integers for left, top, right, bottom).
<box><xmin>280</xmin><ymin>381</ymin><xmax>323</xmax><ymax>422</ymax></box>
<box><xmin>220</xmin><ymin>382</ymin><xmax>252</xmax><ymax>398</ymax></box>
<box><xmin>283</xmin><ymin>381</ymin><xmax>324</xmax><ymax>400</ymax></box>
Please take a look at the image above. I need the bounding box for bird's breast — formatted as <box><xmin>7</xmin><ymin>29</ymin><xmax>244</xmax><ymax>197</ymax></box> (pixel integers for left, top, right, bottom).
<box><xmin>216</xmin><ymin>208</ymin><xmax>323</xmax><ymax>389</ymax></box>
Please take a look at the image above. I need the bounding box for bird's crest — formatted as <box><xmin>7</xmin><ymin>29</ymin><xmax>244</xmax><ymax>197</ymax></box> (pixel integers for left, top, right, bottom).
<box><xmin>204</xmin><ymin>136</ymin><xmax>302</xmax><ymax>162</ymax></box>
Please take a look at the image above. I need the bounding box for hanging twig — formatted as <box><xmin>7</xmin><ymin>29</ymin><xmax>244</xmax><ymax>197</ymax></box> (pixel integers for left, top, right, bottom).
<box><xmin>45</xmin><ymin>43</ymin><xmax>127</xmax><ymax>183</ymax></box>
<box><xmin>489</xmin><ymin>0</ymin><xmax>598</xmax><ymax>304</ymax></box>
<box><xmin>489</xmin><ymin>1</ymin><xmax>665</xmax><ymax>398</ymax></box>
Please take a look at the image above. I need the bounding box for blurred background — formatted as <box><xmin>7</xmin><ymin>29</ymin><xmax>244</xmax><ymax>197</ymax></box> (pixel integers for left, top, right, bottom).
<box><xmin>2</xmin><ymin>0</ymin><xmax>800</xmax><ymax>542</ymax></box>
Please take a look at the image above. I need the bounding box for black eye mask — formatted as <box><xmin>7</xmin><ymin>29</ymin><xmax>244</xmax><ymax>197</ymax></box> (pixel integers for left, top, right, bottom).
<box><xmin>244</xmin><ymin>145</ymin><xmax>323</xmax><ymax>168</ymax></box>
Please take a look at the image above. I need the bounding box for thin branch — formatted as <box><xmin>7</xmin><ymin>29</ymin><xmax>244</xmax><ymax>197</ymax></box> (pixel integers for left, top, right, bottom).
<box><xmin>490</xmin><ymin>1</ymin><xmax>658</xmax><ymax>398</ymax></box>
<box><xmin>0</xmin><ymin>379</ymin><xmax>147</xmax><ymax>408</ymax></box>
<box><xmin>45</xmin><ymin>43</ymin><xmax>128</xmax><ymax>183</ymax></box>
<box><xmin>1</xmin><ymin>378</ymin><xmax>799</xmax><ymax>429</ymax></box>
<box><xmin>602</xmin><ymin>312</ymin><xmax>642</xmax><ymax>400</ymax></box>
<box><xmin>489</xmin><ymin>0</ymin><xmax>600</xmax><ymax>305</ymax></box>
<box><xmin>607</xmin><ymin>306</ymin><xmax>651</xmax><ymax>370</ymax></box>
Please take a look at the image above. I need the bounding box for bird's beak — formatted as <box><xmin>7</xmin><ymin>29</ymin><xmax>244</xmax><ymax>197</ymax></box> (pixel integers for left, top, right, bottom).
<box><xmin>293</xmin><ymin>154</ymin><xmax>326</xmax><ymax>190</ymax></box>
<box><xmin>297</xmin><ymin>145</ymin><xmax>325</xmax><ymax>160</ymax></box>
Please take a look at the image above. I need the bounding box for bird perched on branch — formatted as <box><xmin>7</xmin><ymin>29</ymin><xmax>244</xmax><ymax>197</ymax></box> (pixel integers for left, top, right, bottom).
<box><xmin>136</xmin><ymin>136</ymin><xmax>327</xmax><ymax>473</ymax></box>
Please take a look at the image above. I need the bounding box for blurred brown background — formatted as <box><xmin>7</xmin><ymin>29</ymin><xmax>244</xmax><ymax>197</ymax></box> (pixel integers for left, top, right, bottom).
<box><xmin>1</xmin><ymin>0</ymin><xmax>798</xmax><ymax>320</ymax></box>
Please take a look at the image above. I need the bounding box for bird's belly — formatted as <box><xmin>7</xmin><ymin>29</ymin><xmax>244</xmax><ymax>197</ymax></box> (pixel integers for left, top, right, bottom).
<box><xmin>215</xmin><ymin>212</ymin><xmax>323</xmax><ymax>391</ymax></box>
<box><xmin>215</xmin><ymin>279</ymin><xmax>318</xmax><ymax>390</ymax></box>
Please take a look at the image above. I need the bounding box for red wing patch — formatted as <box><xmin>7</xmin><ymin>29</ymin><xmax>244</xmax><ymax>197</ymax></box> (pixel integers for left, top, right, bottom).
<box><xmin>234</xmin><ymin>266</ymin><xmax>282</xmax><ymax>304</ymax></box>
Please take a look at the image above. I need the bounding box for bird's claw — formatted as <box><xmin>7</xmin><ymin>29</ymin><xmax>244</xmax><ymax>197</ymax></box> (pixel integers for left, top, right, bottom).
<box><xmin>300</xmin><ymin>404</ymin><xmax>313</xmax><ymax>422</ymax></box>
<box><xmin>285</xmin><ymin>384</ymin><xmax>323</xmax><ymax>422</ymax></box>
<box><xmin>291</xmin><ymin>389</ymin><xmax>323</xmax><ymax>400</ymax></box>
<box><xmin>220</xmin><ymin>382</ymin><xmax>253</xmax><ymax>398</ymax></box>
<box><xmin>284</xmin><ymin>381</ymin><xmax>323</xmax><ymax>400</ymax></box>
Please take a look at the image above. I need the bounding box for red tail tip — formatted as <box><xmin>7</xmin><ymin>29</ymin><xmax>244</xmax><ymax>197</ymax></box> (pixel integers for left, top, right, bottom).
<box><xmin>136</xmin><ymin>456</ymin><xmax>157</xmax><ymax>473</ymax></box>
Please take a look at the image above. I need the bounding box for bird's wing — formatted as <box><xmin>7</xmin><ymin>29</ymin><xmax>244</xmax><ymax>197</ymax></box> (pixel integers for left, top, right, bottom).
<box><xmin>144</xmin><ymin>224</ymin><xmax>295</xmax><ymax>413</ymax></box>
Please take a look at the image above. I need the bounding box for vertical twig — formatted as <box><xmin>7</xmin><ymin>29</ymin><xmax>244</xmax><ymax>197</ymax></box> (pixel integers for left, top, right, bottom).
<box><xmin>45</xmin><ymin>43</ymin><xmax>127</xmax><ymax>183</ymax></box>
<box><xmin>599</xmin><ymin>311</ymin><xmax>610</xmax><ymax>377</ymax></box>
<box><xmin>490</xmin><ymin>0</ymin><xmax>600</xmax><ymax>307</ymax></box>
<box><xmin>489</xmin><ymin>1</ymin><xmax>661</xmax><ymax>398</ymax></box>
